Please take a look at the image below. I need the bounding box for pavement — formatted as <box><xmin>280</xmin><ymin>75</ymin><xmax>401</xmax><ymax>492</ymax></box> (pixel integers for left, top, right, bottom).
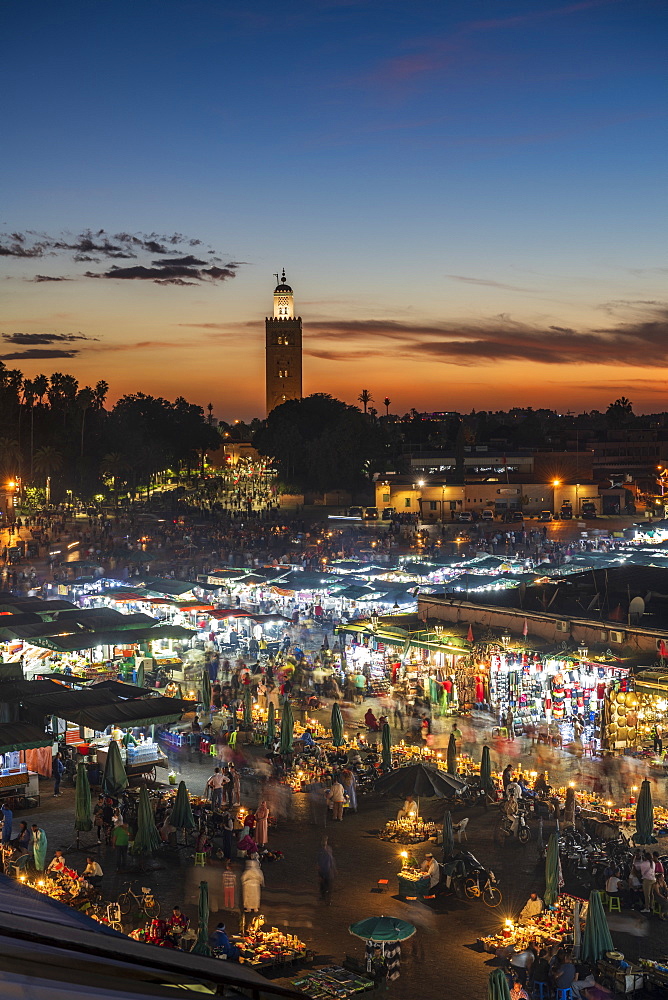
<box><xmin>18</xmin><ymin>702</ymin><xmax>668</xmax><ymax>1000</ymax></box>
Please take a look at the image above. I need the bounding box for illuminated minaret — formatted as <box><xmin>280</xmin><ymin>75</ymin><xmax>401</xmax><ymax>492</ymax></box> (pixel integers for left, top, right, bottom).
<box><xmin>265</xmin><ymin>269</ymin><xmax>303</xmax><ymax>415</ymax></box>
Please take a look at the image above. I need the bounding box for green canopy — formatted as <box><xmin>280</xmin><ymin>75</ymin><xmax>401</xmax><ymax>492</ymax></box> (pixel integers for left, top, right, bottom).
<box><xmin>635</xmin><ymin>779</ymin><xmax>657</xmax><ymax>844</ymax></box>
<box><xmin>381</xmin><ymin>722</ymin><xmax>392</xmax><ymax>769</ymax></box>
<box><xmin>201</xmin><ymin>669</ymin><xmax>212</xmax><ymax>714</ymax></box>
<box><xmin>131</xmin><ymin>786</ymin><xmax>161</xmax><ymax>856</ymax></box>
<box><xmin>279</xmin><ymin>700</ymin><xmax>294</xmax><ymax>755</ymax></box>
<box><xmin>101</xmin><ymin>740</ymin><xmax>128</xmax><ymax>798</ymax></box>
<box><xmin>581</xmin><ymin>889</ymin><xmax>614</xmax><ymax>964</ymax></box>
<box><xmin>191</xmin><ymin>880</ymin><xmax>212</xmax><ymax>956</ymax></box>
<box><xmin>74</xmin><ymin>762</ymin><xmax>92</xmax><ymax>834</ymax></box>
<box><xmin>446</xmin><ymin>733</ymin><xmax>457</xmax><ymax>775</ymax></box>
<box><xmin>487</xmin><ymin>968</ymin><xmax>511</xmax><ymax>1000</ymax></box>
<box><xmin>243</xmin><ymin>686</ymin><xmax>252</xmax><ymax>726</ymax></box>
<box><xmin>331</xmin><ymin>702</ymin><xmax>344</xmax><ymax>748</ymax></box>
<box><xmin>265</xmin><ymin>701</ymin><xmax>275</xmax><ymax>747</ymax></box>
<box><xmin>442</xmin><ymin>810</ymin><xmax>454</xmax><ymax>859</ymax></box>
<box><xmin>349</xmin><ymin>916</ymin><xmax>416</xmax><ymax>942</ymax></box>
<box><xmin>170</xmin><ymin>780</ymin><xmax>196</xmax><ymax>832</ymax></box>
<box><xmin>136</xmin><ymin>661</ymin><xmax>145</xmax><ymax>689</ymax></box>
<box><xmin>544</xmin><ymin>832</ymin><xmax>560</xmax><ymax>907</ymax></box>
<box><xmin>480</xmin><ymin>745</ymin><xmax>493</xmax><ymax>794</ymax></box>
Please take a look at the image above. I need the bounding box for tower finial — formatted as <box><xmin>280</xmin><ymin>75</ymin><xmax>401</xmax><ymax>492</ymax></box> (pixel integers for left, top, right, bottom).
<box><xmin>281</xmin><ymin>268</ymin><xmax>286</xmax><ymax>282</ymax></box>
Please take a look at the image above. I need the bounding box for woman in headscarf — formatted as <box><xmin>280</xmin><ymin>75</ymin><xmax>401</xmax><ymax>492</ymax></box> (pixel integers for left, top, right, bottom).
<box><xmin>31</xmin><ymin>824</ymin><xmax>47</xmax><ymax>871</ymax></box>
<box><xmin>255</xmin><ymin>800</ymin><xmax>269</xmax><ymax>847</ymax></box>
<box><xmin>241</xmin><ymin>857</ymin><xmax>265</xmax><ymax>912</ymax></box>
<box><xmin>339</xmin><ymin>767</ymin><xmax>358</xmax><ymax>813</ymax></box>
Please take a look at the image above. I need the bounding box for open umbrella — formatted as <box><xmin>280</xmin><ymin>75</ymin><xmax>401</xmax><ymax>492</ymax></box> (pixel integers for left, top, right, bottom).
<box><xmin>635</xmin><ymin>779</ymin><xmax>657</xmax><ymax>844</ymax></box>
<box><xmin>446</xmin><ymin>733</ymin><xmax>457</xmax><ymax>775</ymax></box>
<box><xmin>331</xmin><ymin>702</ymin><xmax>344</xmax><ymax>748</ymax></box>
<box><xmin>374</xmin><ymin>763</ymin><xmax>466</xmax><ymax>798</ymax></box>
<box><xmin>201</xmin><ymin>669</ymin><xmax>212</xmax><ymax>714</ymax></box>
<box><xmin>442</xmin><ymin>810</ymin><xmax>454</xmax><ymax>859</ymax></box>
<box><xmin>191</xmin><ymin>879</ymin><xmax>212</xmax><ymax>956</ymax></box>
<box><xmin>243</xmin><ymin>686</ymin><xmax>252</xmax><ymax>726</ymax></box>
<box><xmin>381</xmin><ymin>722</ymin><xmax>392</xmax><ymax>769</ymax></box>
<box><xmin>581</xmin><ymin>889</ymin><xmax>614</xmax><ymax>964</ymax></box>
<box><xmin>544</xmin><ymin>832</ymin><xmax>561</xmax><ymax>907</ymax></box>
<box><xmin>131</xmin><ymin>786</ymin><xmax>161</xmax><ymax>856</ymax></box>
<box><xmin>487</xmin><ymin>968</ymin><xmax>511</xmax><ymax>1000</ymax></box>
<box><xmin>279</xmin><ymin>699</ymin><xmax>294</xmax><ymax>755</ymax></box>
<box><xmin>101</xmin><ymin>740</ymin><xmax>128</xmax><ymax>798</ymax></box>
<box><xmin>265</xmin><ymin>701</ymin><xmax>275</xmax><ymax>747</ymax></box>
<box><xmin>480</xmin><ymin>745</ymin><xmax>493</xmax><ymax>795</ymax></box>
<box><xmin>349</xmin><ymin>916</ymin><xmax>416</xmax><ymax>942</ymax></box>
<box><xmin>74</xmin><ymin>762</ymin><xmax>92</xmax><ymax>848</ymax></box>
<box><xmin>136</xmin><ymin>661</ymin><xmax>145</xmax><ymax>689</ymax></box>
<box><xmin>170</xmin><ymin>780</ymin><xmax>196</xmax><ymax>834</ymax></box>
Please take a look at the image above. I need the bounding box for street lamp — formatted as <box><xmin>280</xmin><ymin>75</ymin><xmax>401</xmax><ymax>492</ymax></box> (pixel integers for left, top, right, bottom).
<box><xmin>370</xmin><ymin>612</ymin><xmax>379</xmax><ymax>630</ymax></box>
<box><xmin>434</xmin><ymin>624</ymin><xmax>444</xmax><ymax>640</ymax></box>
<box><xmin>502</xmin><ymin>632</ymin><xmax>512</xmax><ymax>647</ymax></box>
<box><xmin>578</xmin><ymin>643</ymin><xmax>588</xmax><ymax>660</ymax></box>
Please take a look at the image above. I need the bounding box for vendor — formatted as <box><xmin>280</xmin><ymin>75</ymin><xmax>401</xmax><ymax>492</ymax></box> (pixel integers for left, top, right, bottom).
<box><xmin>111</xmin><ymin>725</ymin><xmax>123</xmax><ymax>743</ymax></box>
<box><xmin>121</xmin><ymin>729</ymin><xmax>137</xmax><ymax>747</ymax></box>
<box><xmin>519</xmin><ymin>891</ymin><xmax>544</xmax><ymax>921</ymax></box>
<box><xmin>420</xmin><ymin>852</ymin><xmax>440</xmax><ymax>889</ymax></box>
<box><xmin>397</xmin><ymin>796</ymin><xmax>419</xmax><ymax>822</ymax></box>
<box><xmin>47</xmin><ymin>850</ymin><xmax>67</xmax><ymax>874</ymax></box>
<box><xmin>81</xmin><ymin>857</ymin><xmax>103</xmax><ymax>888</ymax></box>
<box><xmin>364</xmin><ymin>708</ymin><xmax>379</xmax><ymax>731</ymax></box>
<box><xmin>167</xmin><ymin>905</ymin><xmax>188</xmax><ymax>936</ymax></box>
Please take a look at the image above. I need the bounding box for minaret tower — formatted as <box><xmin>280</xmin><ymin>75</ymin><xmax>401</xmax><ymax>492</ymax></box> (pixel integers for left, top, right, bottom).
<box><xmin>265</xmin><ymin>269</ymin><xmax>303</xmax><ymax>414</ymax></box>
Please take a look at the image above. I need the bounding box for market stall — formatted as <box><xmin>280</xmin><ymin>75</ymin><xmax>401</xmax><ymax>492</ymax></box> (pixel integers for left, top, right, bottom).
<box><xmin>0</xmin><ymin>723</ymin><xmax>52</xmax><ymax>807</ymax></box>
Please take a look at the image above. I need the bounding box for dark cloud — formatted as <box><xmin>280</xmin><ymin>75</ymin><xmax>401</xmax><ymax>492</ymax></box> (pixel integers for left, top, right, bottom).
<box><xmin>0</xmin><ymin>349</ymin><xmax>79</xmax><ymax>360</ymax></box>
<box><xmin>2</xmin><ymin>332</ymin><xmax>95</xmax><ymax>345</ymax></box>
<box><xmin>85</xmin><ymin>262</ymin><xmax>240</xmax><ymax>285</ymax></box>
<box><xmin>152</xmin><ymin>255</ymin><xmax>207</xmax><ymax>267</ymax></box>
<box><xmin>32</xmin><ymin>274</ymin><xmax>71</xmax><ymax>282</ymax></box>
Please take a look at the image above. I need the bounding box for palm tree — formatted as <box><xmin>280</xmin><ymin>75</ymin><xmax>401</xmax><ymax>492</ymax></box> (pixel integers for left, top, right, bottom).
<box><xmin>93</xmin><ymin>380</ymin><xmax>109</xmax><ymax>409</ymax></box>
<box><xmin>100</xmin><ymin>452</ymin><xmax>129</xmax><ymax>500</ymax></box>
<box><xmin>22</xmin><ymin>379</ymin><xmax>36</xmax><ymax>480</ymax></box>
<box><xmin>76</xmin><ymin>386</ymin><xmax>96</xmax><ymax>460</ymax></box>
<box><xmin>33</xmin><ymin>374</ymin><xmax>48</xmax><ymax>404</ymax></box>
<box><xmin>358</xmin><ymin>389</ymin><xmax>373</xmax><ymax>414</ymax></box>
<box><xmin>33</xmin><ymin>445</ymin><xmax>63</xmax><ymax>485</ymax></box>
<box><xmin>0</xmin><ymin>438</ymin><xmax>20</xmax><ymax>479</ymax></box>
<box><xmin>369</xmin><ymin>406</ymin><xmax>378</xmax><ymax>421</ymax></box>
<box><xmin>383</xmin><ymin>396</ymin><xmax>391</xmax><ymax>416</ymax></box>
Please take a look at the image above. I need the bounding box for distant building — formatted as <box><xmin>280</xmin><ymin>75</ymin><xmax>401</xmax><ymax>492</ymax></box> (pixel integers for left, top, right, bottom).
<box><xmin>265</xmin><ymin>269</ymin><xmax>302</xmax><ymax>415</ymax></box>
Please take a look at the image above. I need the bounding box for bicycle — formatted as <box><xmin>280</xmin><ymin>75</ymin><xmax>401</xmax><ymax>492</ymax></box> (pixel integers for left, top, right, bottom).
<box><xmin>117</xmin><ymin>881</ymin><xmax>160</xmax><ymax>918</ymax></box>
<box><xmin>464</xmin><ymin>869</ymin><xmax>503</xmax><ymax>907</ymax></box>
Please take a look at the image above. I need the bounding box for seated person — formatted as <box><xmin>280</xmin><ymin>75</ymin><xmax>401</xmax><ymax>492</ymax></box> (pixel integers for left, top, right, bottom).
<box><xmin>420</xmin><ymin>852</ymin><xmax>441</xmax><ymax>889</ymax></box>
<box><xmin>605</xmin><ymin>871</ymin><xmax>621</xmax><ymax>900</ymax></box>
<box><xmin>300</xmin><ymin>728</ymin><xmax>316</xmax><ymax>746</ymax></box>
<box><xmin>571</xmin><ymin>962</ymin><xmax>597</xmax><ymax>999</ymax></box>
<box><xmin>364</xmin><ymin>708</ymin><xmax>379</xmax><ymax>731</ymax></box>
<box><xmin>209</xmin><ymin>921</ymin><xmax>240</xmax><ymax>961</ymax></box>
<box><xmin>81</xmin><ymin>856</ymin><xmax>103</xmax><ymax>887</ymax></box>
<box><xmin>397</xmin><ymin>795</ymin><xmax>418</xmax><ymax>822</ymax></box>
<box><xmin>47</xmin><ymin>850</ymin><xmax>67</xmax><ymax>874</ymax></box>
<box><xmin>519</xmin><ymin>892</ymin><xmax>544</xmax><ymax>922</ymax></box>
<box><xmin>167</xmin><ymin>905</ymin><xmax>188</xmax><ymax>936</ymax></box>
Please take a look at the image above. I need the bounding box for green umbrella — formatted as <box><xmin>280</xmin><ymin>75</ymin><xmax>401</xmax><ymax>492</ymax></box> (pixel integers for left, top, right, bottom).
<box><xmin>381</xmin><ymin>722</ymin><xmax>392</xmax><ymax>769</ymax></box>
<box><xmin>136</xmin><ymin>661</ymin><xmax>145</xmax><ymax>689</ymax></box>
<box><xmin>170</xmin><ymin>780</ymin><xmax>196</xmax><ymax>832</ymax></box>
<box><xmin>201</xmin><ymin>669</ymin><xmax>212</xmax><ymax>714</ymax></box>
<box><xmin>176</xmin><ymin>682</ymin><xmax>184</xmax><ymax>700</ymax></box>
<box><xmin>265</xmin><ymin>701</ymin><xmax>275</xmax><ymax>747</ymax></box>
<box><xmin>243</xmin><ymin>686</ymin><xmax>252</xmax><ymax>726</ymax></box>
<box><xmin>480</xmin><ymin>745</ymin><xmax>493</xmax><ymax>795</ymax></box>
<box><xmin>131</xmin><ymin>786</ymin><xmax>161</xmax><ymax>856</ymax></box>
<box><xmin>331</xmin><ymin>702</ymin><xmax>344</xmax><ymax>748</ymax></box>
<box><xmin>487</xmin><ymin>968</ymin><xmax>511</xmax><ymax>1000</ymax></box>
<box><xmin>446</xmin><ymin>733</ymin><xmax>457</xmax><ymax>775</ymax></box>
<box><xmin>635</xmin><ymin>778</ymin><xmax>657</xmax><ymax>844</ymax></box>
<box><xmin>74</xmin><ymin>762</ymin><xmax>92</xmax><ymax>847</ymax></box>
<box><xmin>581</xmin><ymin>889</ymin><xmax>614</xmax><ymax>964</ymax></box>
<box><xmin>191</xmin><ymin>879</ymin><xmax>212</xmax><ymax>956</ymax></box>
<box><xmin>349</xmin><ymin>916</ymin><xmax>416</xmax><ymax>942</ymax></box>
<box><xmin>279</xmin><ymin>699</ymin><xmax>294</xmax><ymax>755</ymax></box>
<box><xmin>442</xmin><ymin>810</ymin><xmax>454</xmax><ymax>859</ymax></box>
<box><xmin>101</xmin><ymin>740</ymin><xmax>128</xmax><ymax>798</ymax></box>
<box><xmin>544</xmin><ymin>832</ymin><xmax>561</xmax><ymax>907</ymax></box>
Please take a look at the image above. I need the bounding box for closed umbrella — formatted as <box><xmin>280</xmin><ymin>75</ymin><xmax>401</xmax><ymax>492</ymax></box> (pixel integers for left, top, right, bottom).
<box><xmin>381</xmin><ymin>722</ymin><xmax>392</xmax><ymax>769</ymax></box>
<box><xmin>349</xmin><ymin>916</ymin><xmax>416</xmax><ymax>942</ymax></box>
<box><xmin>446</xmin><ymin>733</ymin><xmax>457</xmax><ymax>775</ymax></box>
<box><xmin>374</xmin><ymin>763</ymin><xmax>466</xmax><ymax>798</ymax></box>
<box><xmin>635</xmin><ymin>779</ymin><xmax>657</xmax><ymax>844</ymax></box>
<box><xmin>191</xmin><ymin>879</ymin><xmax>212</xmax><ymax>956</ymax></box>
<box><xmin>442</xmin><ymin>810</ymin><xmax>454</xmax><ymax>859</ymax></box>
<box><xmin>74</xmin><ymin>762</ymin><xmax>92</xmax><ymax>849</ymax></box>
<box><xmin>544</xmin><ymin>832</ymin><xmax>561</xmax><ymax>907</ymax></box>
<box><xmin>101</xmin><ymin>740</ymin><xmax>128</xmax><ymax>798</ymax></box>
<box><xmin>331</xmin><ymin>702</ymin><xmax>344</xmax><ymax>748</ymax></box>
<box><xmin>564</xmin><ymin>786</ymin><xmax>576</xmax><ymax>827</ymax></box>
<box><xmin>131</xmin><ymin>786</ymin><xmax>161</xmax><ymax>856</ymax></box>
<box><xmin>243</xmin><ymin>686</ymin><xmax>252</xmax><ymax>726</ymax></box>
<box><xmin>487</xmin><ymin>968</ymin><xmax>511</xmax><ymax>1000</ymax></box>
<box><xmin>265</xmin><ymin>701</ymin><xmax>275</xmax><ymax>747</ymax></box>
<box><xmin>136</xmin><ymin>661</ymin><xmax>145</xmax><ymax>689</ymax></box>
<box><xmin>480</xmin><ymin>745</ymin><xmax>493</xmax><ymax>795</ymax></box>
<box><xmin>279</xmin><ymin>699</ymin><xmax>294</xmax><ymax>755</ymax></box>
<box><xmin>201</xmin><ymin>669</ymin><xmax>212</xmax><ymax>714</ymax></box>
<box><xmin>581</xmin><ymin>889</ymin><xmax>614</xmax><ymax>964</ymax></box>
<box><xmin>170</xmin><ymin>780</ymin><xmax>196</xmax><ymax>833</ymax></box>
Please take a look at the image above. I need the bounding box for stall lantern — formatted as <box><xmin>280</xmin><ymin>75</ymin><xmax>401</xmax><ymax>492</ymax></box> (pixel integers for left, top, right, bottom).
<box><xmin>280</xmin><ymin>700</ymin><xmax>294</xmax><ymax>755</ymax></box>
<box><xmin>581</xmin><ymin>890</ymin><xmax>614</xmax><ymax>964</ymax></box>
<box><xmin>265</xmin><ymin>702</ymin><xmax>276</xmax><ymax>748</ymax></box>
<box><xmin>191</xmin><ymin>879</ymin><xmax>212</xmax><ymax>957</ymax></box>
<box><xmin>381</xmin><ymin>722</ymin><xmax>392</xmax><ymax>770</ymax></box>
<box><xmin>331</xmin><ymin>703</ymin><xmax>344</xmax><ymax>748</ymax></box>
<box><xmin>101</xmin><ymin>739</ymin><xmax>128</xmax><ymax>798</ymax></box>
<box><xmin>74</xmin><ymin>761</ymin><xmax>93</xmax><ymax>849</ymax></box>
<box><xmin>635</xmin><ymin>779</ymin><xmax>658</xmax><ymax>845</ymax></box>
<box><xmin>131</xmin><ymin>786</ymin><xmax>161</xmax><ymax>858</ymax></box>
<box><xmin>446</xmin><ymin>734</ymin><xmax>457</xmax><ymax>776</ymax></box>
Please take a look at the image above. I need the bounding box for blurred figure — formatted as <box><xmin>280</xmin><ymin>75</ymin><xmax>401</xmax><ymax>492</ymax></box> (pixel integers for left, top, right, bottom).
<box><xmin>317</xmin><ymin>836</ymin><xmax>336</xmax><ymax>900</ymax></box>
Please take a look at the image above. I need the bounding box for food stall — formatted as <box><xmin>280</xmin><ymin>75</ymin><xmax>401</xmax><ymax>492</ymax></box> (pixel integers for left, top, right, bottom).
<box><xmin>380</xmin><ymin>817</ymin><xmax>437</xmax><ymax>844</ymax></box>
<box><xmin>95</xmin><ymin>737</ymin><xmax>169</xmax><ymax>783</ymax></box>
<box><xmin>0</xmin><ymin>723</ymin><xmax>53</xmax><ymax>807</ymax></box>
<box><xmin>231</xmin><ymin>915</ymin><xmax>308</xmax><ymax>971</ymax></box>
<box><xmin>478</xmin><ymin>895</ymin><xmax>583</xmax><ymax>956</ymax></box>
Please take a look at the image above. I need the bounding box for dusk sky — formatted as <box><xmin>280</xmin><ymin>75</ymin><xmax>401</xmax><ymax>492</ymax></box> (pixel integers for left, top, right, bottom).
<box><xmin>1</xmin><ymin>0</ymin><xmax>666</xmax><ymax>419</ymax></box>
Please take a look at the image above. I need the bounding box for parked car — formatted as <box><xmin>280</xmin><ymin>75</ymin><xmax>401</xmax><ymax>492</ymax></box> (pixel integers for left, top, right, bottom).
<box><xmin>538</xmin><ymin>511</ymin><xmax>552</xmax><ymax>521</ymax></box>
<box><xmin>348</xmin><ymin>506</ymin><xmax>363</xmax><ymax>518</ymax></box>
<box><xmin>482</xmin><ymin>509</ymin><xmax>495</xmax><ymax>521</ymax></box>
<box><xmin>458</xmin><ymin>511</ymin><xmax>474</xmax><ymax>523</ymax></box>
<box><xmin>363</xmin><ymin>507</ymin><xmax>379</xmax><ymax>520</ymax></box>
<box><xmin>511</xmin><ymin>511</ymin><xmax>524</xmax><ymax>522</ymax></box>
<box><xmin>381</xmin><ymin>507</ymin><xmax>396</xmax><ymax>520</ymax></box>
<box><xmin>559</xmin><ymin>506</ymin><xmax>573</xmax><ymax>519</ymax></box>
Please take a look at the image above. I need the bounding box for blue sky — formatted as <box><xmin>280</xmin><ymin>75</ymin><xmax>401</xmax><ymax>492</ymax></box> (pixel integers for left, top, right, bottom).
<box><xmin>1</xmin><ymin>0</ymin><xmax>666</xmax><ymax>417</ymax></box>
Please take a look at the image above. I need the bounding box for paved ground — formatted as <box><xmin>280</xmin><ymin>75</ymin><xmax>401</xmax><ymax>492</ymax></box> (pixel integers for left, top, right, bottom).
<box><xmin>18</xmin><ymin>703</ymin><xmax>668</xmax><ymax>1000</ymax></box>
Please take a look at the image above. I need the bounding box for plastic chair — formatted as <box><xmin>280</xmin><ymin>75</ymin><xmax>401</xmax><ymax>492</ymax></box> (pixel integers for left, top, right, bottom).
<box><xmin>532</xmin><ymin>983</ymin><xmax>549</xmax><ymax>1000</ymax></box>
<box><xmin>454</xmin><ymin>817</ymin><xmax>469</xmax><ymax>843</ymax></box>
<box><xmin>651</xmin><ymin>898</ymin><xmax>663</xmax><ymax>916</ymax></box>
<box><xmin>596</xmin><ymin>890</ymin><xmax>607</xmax><ymax>906</ymax></box>
<box><xmin>194</xmin><ymin>853</ymin><xmax>207</xmax><ymax>867</ymax></box>
<box><xmin>607</xmin><ymin>893</ymin><xmax>621</xmax><ymax>913</ymax></box>
<box><xmin>556</xmin><ymin>989</ymin><xmax>572</xmax><ymax>1000</ymax></box>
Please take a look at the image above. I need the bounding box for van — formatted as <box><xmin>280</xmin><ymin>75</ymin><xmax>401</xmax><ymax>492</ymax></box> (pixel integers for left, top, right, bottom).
<box><xmin>538</xmin><ymin>511</ymin><xmax>552</xmax><ymax>521</ymax></box>
<box><xmin>482</xmin><ymin>509</ymin><xmax>495</xmax><ymax>521</ymax></box>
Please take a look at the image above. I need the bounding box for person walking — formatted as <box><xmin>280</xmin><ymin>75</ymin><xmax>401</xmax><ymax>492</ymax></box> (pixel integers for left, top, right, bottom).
<box><xmin>1</xmin><ymin>803</ymin><xmax>13</xmax><ymax>845</ymax></box>
<box><xmin>206</xmin><ymin>768</ymin><xmax>226</xmax><ymax>811</ymax></box>
<box><xmin>31</xmin><ymin>824</ymin><xmax>47</xmax><ymax>871</ymax></box>
<box><xmin>640</xmin><ymin>851</ymin><xmax>656</xmax><ymax>912</ymax></box>
<box><xmin>317</xmin><ymin>836</ymin><xmax>337</xmax><ymax>901</ymax></box>
<box><xmin>222</xmin><ymin>859</ymin><xmax>237</xmax><ymax>910</ymax></box>
<box><xmin>241</xmin><ymin>858</ymin><xmax>264</xmax><ymax>913</ymax></box>
<box><xmin>52</xmin><ymin>753</ymin><xmax>65</xmax><ymax>797</ymax></box>
<box><xmin>255</xmin><ymin>800</ymin><xmax>269</xmax><ymax>847</ymax></box>
<box><xmin>328</xmin><ymin>778</ymin><xmax>346</xmax><ymax>821</ymax></box>
<box><xmin>112</xmin><ymin>821</ymin><xmax>130</xmax><ymax>871</ymax></box>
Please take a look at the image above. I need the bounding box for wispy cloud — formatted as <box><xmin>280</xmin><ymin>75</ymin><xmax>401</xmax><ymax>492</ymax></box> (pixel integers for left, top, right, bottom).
<box><xmin>446</xmin><ymin>274</ymin><xmax>534</xmax><ymax>292</ymax></box>
<box><xmin>2</xmin><ymin>332</ymin><xmax>96</xmax><ymax>345</ymax></box>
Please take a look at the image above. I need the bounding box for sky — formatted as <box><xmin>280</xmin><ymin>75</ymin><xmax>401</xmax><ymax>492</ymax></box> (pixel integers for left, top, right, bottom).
<box><xmin>1</xmin><ymin>0</ymin><xmax>666</xmax><ymax>420</ymax></box>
